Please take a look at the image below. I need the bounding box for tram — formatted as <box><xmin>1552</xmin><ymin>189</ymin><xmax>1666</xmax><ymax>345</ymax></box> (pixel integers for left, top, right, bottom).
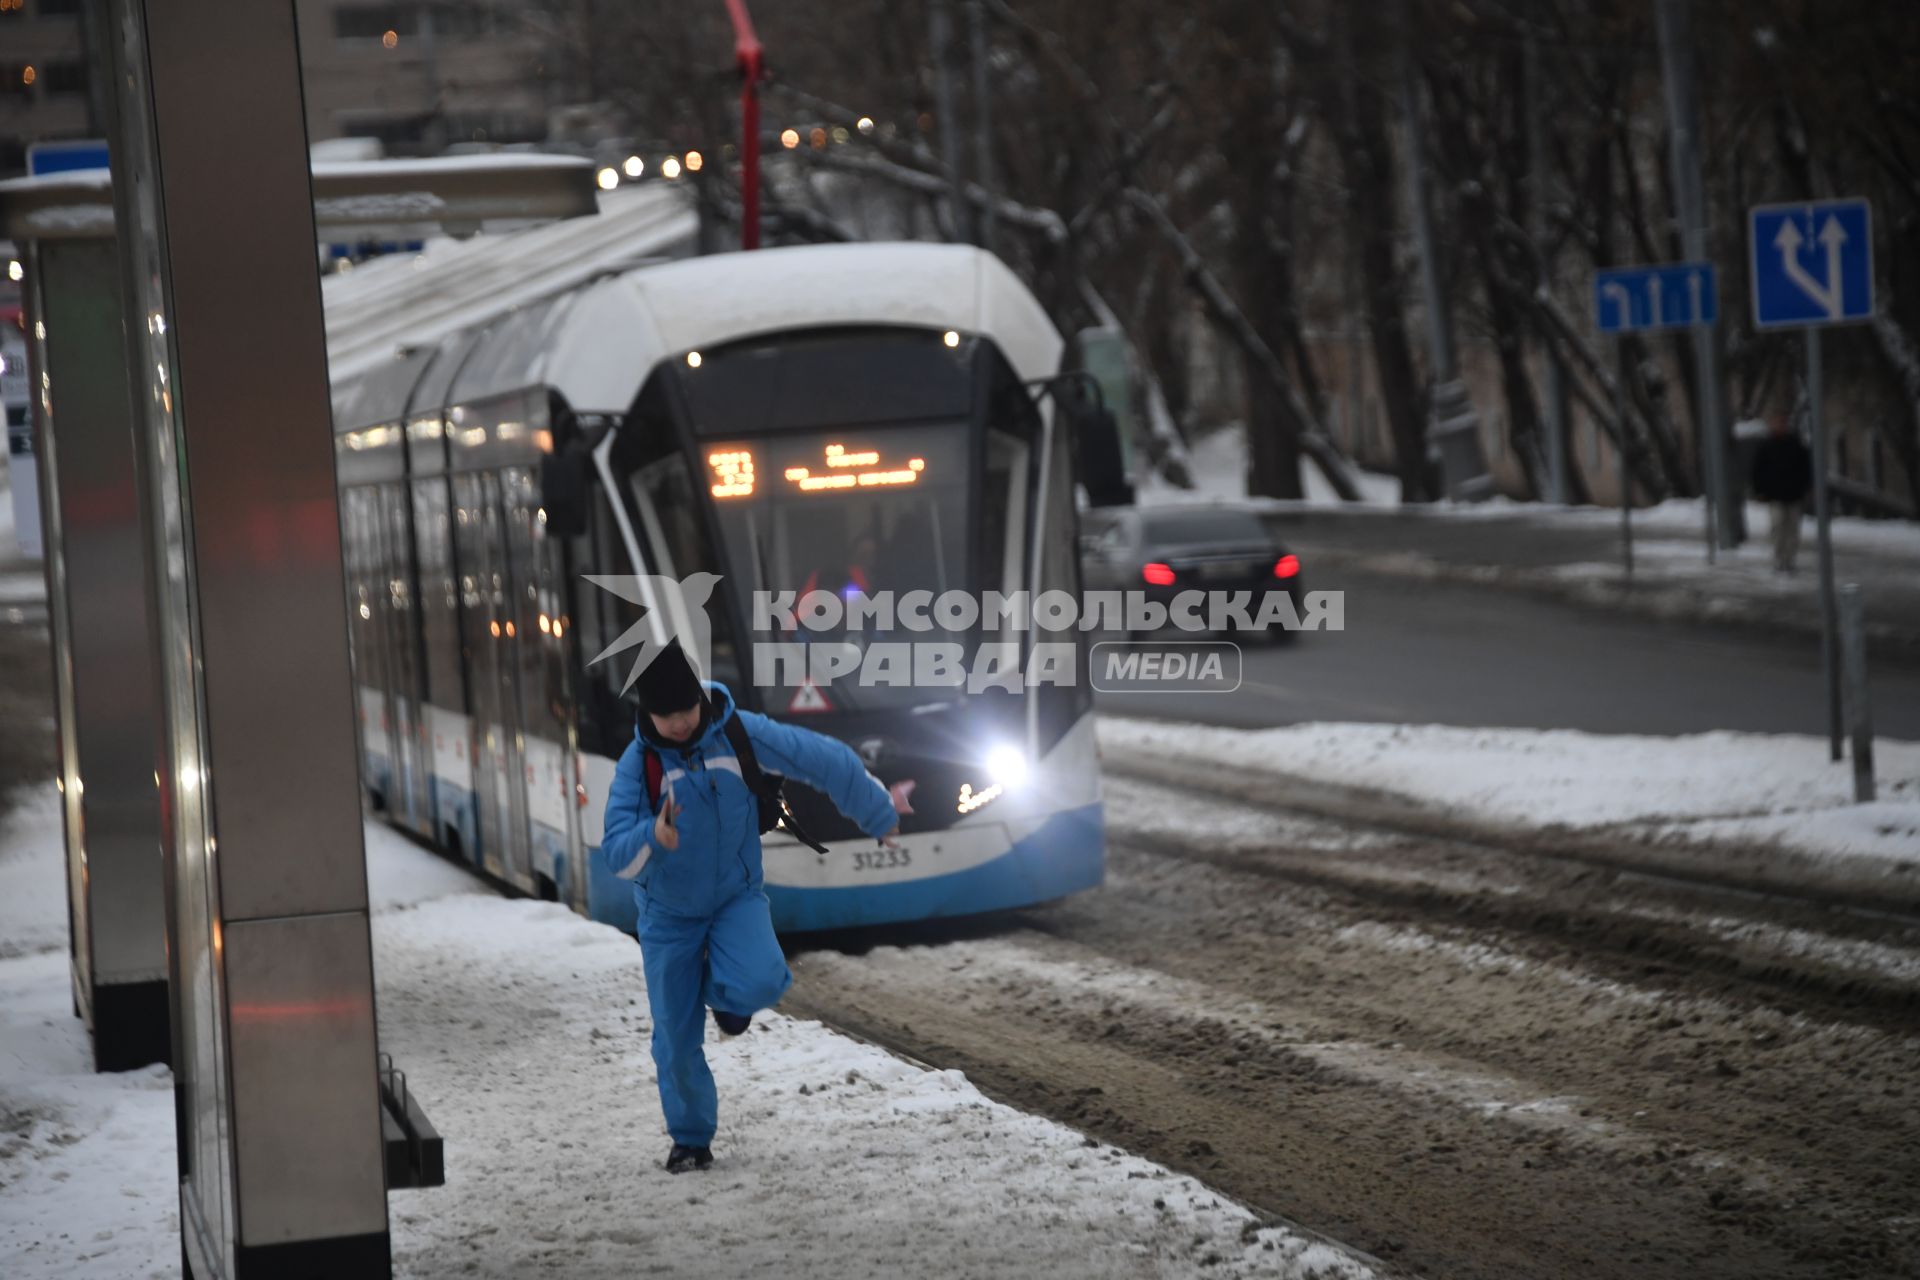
<box><xmin>330</xmin><ymin>241</ymin><xmax>1106</xmax><ymax>932</ymax></box>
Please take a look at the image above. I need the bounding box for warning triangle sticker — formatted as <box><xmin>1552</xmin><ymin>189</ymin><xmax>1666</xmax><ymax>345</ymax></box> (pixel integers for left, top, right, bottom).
<box><xmin>787</xmin><ymin>679</ymin><xmax>832</xmax><ymax>713</ymax></box>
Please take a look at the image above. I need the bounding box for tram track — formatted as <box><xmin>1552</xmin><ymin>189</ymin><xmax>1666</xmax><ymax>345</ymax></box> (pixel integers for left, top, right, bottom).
<box><xmin>785</xmin><ymin>762</ymin><xmax>1920</xmax><ymax>1280</ymax></box>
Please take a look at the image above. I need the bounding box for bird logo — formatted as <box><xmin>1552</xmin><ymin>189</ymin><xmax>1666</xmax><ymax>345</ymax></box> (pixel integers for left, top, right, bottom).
<box><xmin>583</xmin><ymin>572</ymin><xmax>724</xmax><ymax>693</ymax></box>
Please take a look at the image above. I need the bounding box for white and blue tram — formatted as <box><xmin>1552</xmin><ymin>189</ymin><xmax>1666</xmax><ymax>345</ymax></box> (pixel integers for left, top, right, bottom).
<box><xmin>331</xmin><ymin>241</ymin><xmax>1105</xmax><ymax>932</ymax></box>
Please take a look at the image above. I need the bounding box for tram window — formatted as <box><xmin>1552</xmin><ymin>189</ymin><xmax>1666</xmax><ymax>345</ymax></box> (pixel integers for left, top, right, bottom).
<box><xmin>568</xmin><ymin>488</ymin><xmax>625</xmax><ymax>758</ymax></box>
<box><xmin>980</xmin><ymin>428</ymin><xmax>1030</xmax><ymax>603</ymax></box>
<box><xmin>979</xmin><ymin>351</ymin><xmax>1040</xmax><ymax>603</ymax></box>
<box><xmin>502</xmin><ymin>467</ymin><xmax>570</xmax><ymax>758</ymax></box>
<box><xmin>707</xmin><ymin>424</ymin><xmax>970</xmax><ymax>711</ymax></box>
<box><xmin>414</xmin><ymin>480</ymin><xmax>464</xmax><ymax>714</ymax></box>
<box><xmin>1033</xmin><ymin>416</ymin><xmax>1092</xmax><ymax>747</ymax></box>
<box><xmin>678</xmin><ymin>328</ymin><xmax>972</xmax><ymax>437</ymax></box>
<box><xmin>628</xmin><ymin>452</ymin><xmax>741</xmax><ymax>687</ymax></box>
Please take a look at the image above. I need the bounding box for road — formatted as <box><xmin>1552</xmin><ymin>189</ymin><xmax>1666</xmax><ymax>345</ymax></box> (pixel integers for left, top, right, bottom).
<box><xmin>1096</xmin><ymin>567</ymin><xmax>1920</xmax><ymax>738</ymax></box>
<box><xmin>788</xmin><ymin>748</ymin><xmax>1920</xmax><ymax>1280</ymax></box>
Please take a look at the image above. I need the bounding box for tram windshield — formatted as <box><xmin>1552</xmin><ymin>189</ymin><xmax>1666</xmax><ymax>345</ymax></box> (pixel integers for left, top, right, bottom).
<box><xmin>707</xmin><ymin>423</ymin><xmax>972</xmax><ymax>710</ymax></box>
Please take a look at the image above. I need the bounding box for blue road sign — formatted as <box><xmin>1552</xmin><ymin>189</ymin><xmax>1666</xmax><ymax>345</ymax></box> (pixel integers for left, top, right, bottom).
<box><xmin>1749</xmin><ymin>199</ymin><xmax>1873</xmax><ymax>329</ymax></box>
<box><xmin>26</xmin><ymin>139</ymin><xmax>111</xmax><ymax>177</ymax></box>
<box><xmin>1592</xmin><ymin>262</ymin><xmax>1717</xmax><ymax>335</ymax></box>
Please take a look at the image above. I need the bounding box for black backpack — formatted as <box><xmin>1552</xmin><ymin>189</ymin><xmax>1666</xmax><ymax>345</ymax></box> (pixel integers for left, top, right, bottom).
<box><xmin>641</xmin><ymin>709</ymin><xmax>831</xmax><ymax>856</ymax></box>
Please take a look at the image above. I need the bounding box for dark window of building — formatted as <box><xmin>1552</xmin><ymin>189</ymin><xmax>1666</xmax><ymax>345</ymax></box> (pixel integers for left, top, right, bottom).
<box><xmin>36</xmin><ymin>0</ymin><xmax>81</xmax><ymax>16</ymax></box>
<box><xmin>43</xmin><ymin>60</ymin><xmax>86</xmax><ymax>95</ymax></box>
<box><xmin>334</xmin><ymin>4</ymin><xmax>417</xmax><ymax>39</ymax></box>
<box><xmin>428</xmin><ymin>3</ymin><xmax>494</xmax><ymax>38</ymax></box>
<box><xmin>2</xmin><ymin>64</ymin><xmax>33</xmax><ymax>102</ymax></box>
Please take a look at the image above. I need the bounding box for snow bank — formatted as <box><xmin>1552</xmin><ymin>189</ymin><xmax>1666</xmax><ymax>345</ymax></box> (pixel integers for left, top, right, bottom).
<box><xmin>1099</xmin><ymin>719</ymin><xmax>1920</xmax><ymax>868</ymax></box>
<box><xmin>1</xmin><ymin>797</ymin><xmax>1374</xmax><ymax>1280</ymax></box>
<box><xmin>1137</xmin><ymin>424</ymin><xmax>1402</xmax><ymax>508</ymax></box>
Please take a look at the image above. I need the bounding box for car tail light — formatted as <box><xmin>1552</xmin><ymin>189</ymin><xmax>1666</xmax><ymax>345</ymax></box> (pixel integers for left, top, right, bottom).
<box><xmin>1273</xmin><ymin>554</ymin><xmax>1300</xmax><ymax>579</ymax></box>
<box><xmin>1142</xmin><ymin>562</ymin><xmax>1176</xmax><ymax>586</ymax></box>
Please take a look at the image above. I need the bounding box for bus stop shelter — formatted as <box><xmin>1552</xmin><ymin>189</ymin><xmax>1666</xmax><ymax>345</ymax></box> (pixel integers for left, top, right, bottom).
<box><xmin>0</xmin><ymin>4</ymin><xmax>593</xmax><ymax>1273</ymax></box>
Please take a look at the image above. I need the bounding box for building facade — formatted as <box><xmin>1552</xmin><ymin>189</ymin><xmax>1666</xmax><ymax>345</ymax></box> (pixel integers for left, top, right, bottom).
<box><xmin>0</xmin><ymin>0</ymin><xmax>95</xmax><ymax>177</ymax></box>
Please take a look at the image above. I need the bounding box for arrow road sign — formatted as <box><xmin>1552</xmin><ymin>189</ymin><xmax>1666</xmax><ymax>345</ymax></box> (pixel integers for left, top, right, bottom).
<box><xmin>1592</xmin><ymin>262</ymin><xmax>1717</xmax><ymax>335</ymax></box>
<box><xmin>1749</xmin><ymin>199</ymin><xmax>1873</xmax><ymax>329</ymax></box>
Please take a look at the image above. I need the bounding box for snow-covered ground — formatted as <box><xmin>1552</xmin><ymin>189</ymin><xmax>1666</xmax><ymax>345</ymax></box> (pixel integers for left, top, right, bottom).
<box><xmin>1100</xmin><ymin>718</ymin><xmax>1920</xmax><ymax>869</ymax></box>
<box><xmin>1137</xmin><ymin>422</ymin><xmax>1404</xmax><ymax>507</ymax></box>
<box><xmin>0</xmin><ymin>786</ymin><xmax>1373</xmax><ymax>1280</ymax></box>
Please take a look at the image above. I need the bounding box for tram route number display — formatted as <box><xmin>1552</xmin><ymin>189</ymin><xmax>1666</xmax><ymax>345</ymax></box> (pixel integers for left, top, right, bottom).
<box><xmin>707</xmin><ymin>442</ymin><xmax>927</xmax><ymax>499</ymax></box>
<box><xmin>851</xmin><ymin>846</ymin><xmax>913</xmax><ymax>872</ymax></box>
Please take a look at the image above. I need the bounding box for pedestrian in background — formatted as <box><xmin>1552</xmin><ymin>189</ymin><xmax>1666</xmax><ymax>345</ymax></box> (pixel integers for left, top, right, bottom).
<box><xmin>1749</xmin><ymin>411</ymin><xmax>1814</xmax><ymax>573</ymax></box>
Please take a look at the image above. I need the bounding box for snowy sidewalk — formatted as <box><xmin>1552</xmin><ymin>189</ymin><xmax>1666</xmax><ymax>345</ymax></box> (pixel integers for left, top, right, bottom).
<box><xmin>0</xmin><ymin>788</ymin><xmax>1373</xmax><ymax>1280</ymax></box>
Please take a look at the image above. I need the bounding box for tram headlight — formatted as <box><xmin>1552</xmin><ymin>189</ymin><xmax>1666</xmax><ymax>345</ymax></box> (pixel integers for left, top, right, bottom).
<box><xmin>983</xmin><ymin>744</ymin><xmax>1029</xmax><ymax>790</ymax></box>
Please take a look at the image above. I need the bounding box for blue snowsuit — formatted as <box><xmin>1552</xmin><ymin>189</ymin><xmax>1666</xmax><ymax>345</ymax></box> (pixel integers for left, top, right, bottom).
<box><xmin>598</xmin><ymin>683</ymin><xmax>896</xmax><ymax>1147</ymax></box>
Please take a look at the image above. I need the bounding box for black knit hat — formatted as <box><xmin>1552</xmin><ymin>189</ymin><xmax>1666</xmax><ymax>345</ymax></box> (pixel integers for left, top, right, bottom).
<box><xmin>634</xmin><ymin>639</ymin><xmax>705</xmax><ymax>713</ymax></box>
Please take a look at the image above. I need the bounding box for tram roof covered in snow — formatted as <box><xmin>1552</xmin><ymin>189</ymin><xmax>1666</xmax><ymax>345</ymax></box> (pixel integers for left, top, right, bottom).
<box><xmin>328</xmin><ymin>238</ymin><xmax>1063</xmax><ymax>430</ymax></box>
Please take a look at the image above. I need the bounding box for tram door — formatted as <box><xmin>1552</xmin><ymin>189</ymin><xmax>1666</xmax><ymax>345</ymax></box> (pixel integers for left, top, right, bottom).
<box><xmin>501</xmin><ymin>465</ymin><xmax>578</xmax><ymax>898</ymax></box>
<box><xmin>342</xmin><ymin>486</ymin><xmax>398</xmax><ymax>805</ymax></box>
<box><xmin>379</xmin><ymin>482</ymin><xmax>433</xmax><ymax>837</ymax></box>
<box><xmin>452</xmin><ymin>470</ymin><xmax>533</xmax><ymax>887</ymax></box>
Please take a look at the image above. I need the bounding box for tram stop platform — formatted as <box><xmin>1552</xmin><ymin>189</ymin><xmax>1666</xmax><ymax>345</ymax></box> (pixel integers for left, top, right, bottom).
<box><xmin>0</xmin><ymin>789</ymin><xmax>1377</xmax><ymax>1280</ymax></box>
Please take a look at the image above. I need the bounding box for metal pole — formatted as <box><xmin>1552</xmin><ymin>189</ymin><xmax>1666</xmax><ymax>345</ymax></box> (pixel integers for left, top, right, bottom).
<box><xmin>968</xmin><ymin>0</ymin><xmax>996</xmax><ymax>253</ymax></box>
<box><xmin>722</xmin><ymin>0</ymin><xmax>764</xmax><ymax>251</ymax></box>
<box><xmin>1655</xmin><ymin>0</ymin><xmax>1736</xmax><ymax>551</ymax></box>
<box><xmin>1839</xmin><ymin>583</ymin><xmax>1875</xmax><ymax>802</ymax></box>
<box><xmin>1619</xmin><ymin>429</ymin><xmax>1634</xmax><ymax>577</ymax></box>
<box><xmin>1526</xmin><ymin>29</ymin><xmax>1568</xmax><ymax>504</ymax></box>
<box><xmin>929</xmin><ymin>0</ymin><xmax>972</xmax><ymax>243</ymax></box>
<box><xmin>1808</xmin><ymin>329</ymin><xmax>1841</xmax><ymax>760</ymax></box>
<box><xmin>1617</xmin><ymin>337</ymin><xmax>1634</xmax><ymax>577</ymax></box>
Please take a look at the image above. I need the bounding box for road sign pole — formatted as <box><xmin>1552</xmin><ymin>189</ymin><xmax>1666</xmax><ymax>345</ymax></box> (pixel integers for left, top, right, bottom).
<box><xmin>1807</xmin><ymin>328</ymin><xmax>1841</xmax><ymax>761</ymax></box>
<box><xmin>1839</xmin><ymin>583</ymin><xmax>1875</xmax><ymax>802</ymax></box>
<box><xmin>1616</xmin><ymin>336</ymin><xmax>1633</xmax><ymax>578</ymax></box>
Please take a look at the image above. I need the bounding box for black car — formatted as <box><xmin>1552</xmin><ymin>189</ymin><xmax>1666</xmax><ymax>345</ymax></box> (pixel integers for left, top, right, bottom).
<box><xmin>1077</xmin><ymin>504</ymin><xmax>1303</xmax><ymax>642</ymax></box>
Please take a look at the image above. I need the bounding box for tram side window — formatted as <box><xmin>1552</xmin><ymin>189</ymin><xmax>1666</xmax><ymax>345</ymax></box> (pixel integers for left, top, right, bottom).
<box><xmin>414</xmin><ymin>480</ymin><xmax>465</xmax><ymax>715</ymax></box>
<box><xmin>1033</xmin><ymin>413</ymin><xmax>1092</xmax><ymax>748</ymax></box>
<box><xmin>628</xmin><ymin>451</ymin><xmax>742</xmax><ymax>689</ymax></box>
<box><xmin>607</xmin><ymin>374</ymin><xmax>743</xmax><ymax>694</ymax></box>
<box><xmin>501</xmin><ymin>466</ymin><xmax>571</xmax><ymax>757</ymax></box>
<box><xmin>570</xmin><ymin>484</ymin><xmax>631</xmax><ymax>757</ymax></box>
<box><xmin>979</xmin><ymin>352</ymin><xmax>1039</xmax><ymax>607</ymax></box>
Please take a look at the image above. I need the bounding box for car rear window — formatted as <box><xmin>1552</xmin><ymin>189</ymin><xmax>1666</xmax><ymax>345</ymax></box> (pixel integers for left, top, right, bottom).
<box><xmin>1142</xmin><ymin>509</ymin><xmax>1268</xmax><ymax>543</ymax></box>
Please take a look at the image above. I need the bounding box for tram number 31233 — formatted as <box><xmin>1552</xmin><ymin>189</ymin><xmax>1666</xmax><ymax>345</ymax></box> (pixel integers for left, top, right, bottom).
<box><xmin>852</xmin><ymin>847</ymin><xmax>914</xmax><ymax>873</ymax></box>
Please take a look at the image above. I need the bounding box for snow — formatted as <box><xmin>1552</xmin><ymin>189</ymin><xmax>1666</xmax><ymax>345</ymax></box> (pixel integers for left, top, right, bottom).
<box><xmin>1099</xmin><ymin>718</ymin><xmax>1920</xmax><ymax>868</ymax></box>
<box><xmin>0</xmin><ymin>788</ymin><xmax>1375</xmax><ymax>1280</ymax></box>
<box><xmin>0</xmin><ymin>787</ymin><xmax>63</xmax><ymax>960</ymax></box>
<box><xmin>311</xmin><ymin>154</ymin><xmax>595</xmax><ymax>182</ymax></box>
<box><xmin>1138</xmin><ymin>423</ymin><xmax>1402</xmax><ymax>507</ymax></box>
<box><xmin>0</xmin><ymin>482</ymin><xmax>12</xmax><ymax>558</ymax></box>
